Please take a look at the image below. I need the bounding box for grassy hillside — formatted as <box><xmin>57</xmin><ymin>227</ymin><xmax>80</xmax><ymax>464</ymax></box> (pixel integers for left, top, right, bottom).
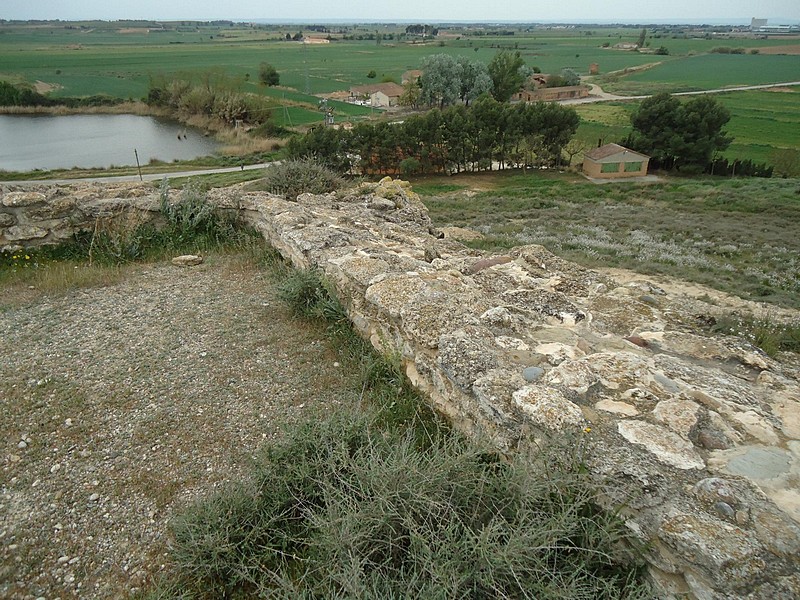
<box><xmin>417</xmin><ymin>171</ymin><xmax>800</xmax><ymax>309</ymax></box>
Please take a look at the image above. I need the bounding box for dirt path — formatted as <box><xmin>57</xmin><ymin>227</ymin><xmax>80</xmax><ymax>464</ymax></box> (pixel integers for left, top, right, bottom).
<box><xmin>0</xmin><ymin>253</ymin><xmax>358</xmax><ymax>599</ymax></box>
<box><xmin>0</xmin><ymin>162</ymin><xmax>276</xmax><ymax>187</ymax></box>
<box><xmin>560</xmin><ymin>80</ymin><xmax>800</xmax><ymax>105</ymax></box>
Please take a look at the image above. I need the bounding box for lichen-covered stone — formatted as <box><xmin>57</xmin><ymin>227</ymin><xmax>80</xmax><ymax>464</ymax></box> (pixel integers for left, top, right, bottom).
<box><xmin>617</xmin><ymin>421</ymin><xmax>705</xmax><ymax>470</ymax></box>
<box><xmin>512</xmin><ymin>385</ymin><xmax>584</xmax><ymax>430</ymax></box>
<box><xmin>1</xmin><ymin>191</ymin><xmax>46</xmax><ymax>207</ymax></box>
<box><xmin>3</xmin><ymin>224</ymin><xmax>48</xmax><ymax>241</ymax></box>
<box><xmin>658</xmin><ymin>512</ymin><xmax>766</xmax><ymax>592</ymax></box>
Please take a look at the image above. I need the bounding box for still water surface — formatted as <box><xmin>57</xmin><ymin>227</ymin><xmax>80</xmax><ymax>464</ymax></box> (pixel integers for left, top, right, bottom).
<box><xmin>0</xmin><ymin>114</ymin><xmax>219</xmax><ymax>172</ymax></box>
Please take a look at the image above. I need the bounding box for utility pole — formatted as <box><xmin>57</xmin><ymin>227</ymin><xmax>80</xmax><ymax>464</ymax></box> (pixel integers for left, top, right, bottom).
<box><xmin>134</xmin><ymin>149</ymin><xmax>142</xmax><ymax>181</ymax></box>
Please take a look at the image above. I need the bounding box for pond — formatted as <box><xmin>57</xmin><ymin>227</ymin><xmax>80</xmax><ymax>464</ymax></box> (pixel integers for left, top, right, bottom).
<box><xmin>0</xmin><ymin>114</ymin><xmax>220</xmax><ymax>172</ymax></box>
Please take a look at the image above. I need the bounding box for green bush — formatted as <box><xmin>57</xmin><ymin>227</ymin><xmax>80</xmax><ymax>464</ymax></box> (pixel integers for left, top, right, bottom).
<box><xmin>151</xmin><ymin>407</ymin><xmax>649</xmax><ymax>600</ymax></box>
<box><xmin>262</xmin><ymin>158</ymin><xmax>344</xmax><ymax>200</ymax></box>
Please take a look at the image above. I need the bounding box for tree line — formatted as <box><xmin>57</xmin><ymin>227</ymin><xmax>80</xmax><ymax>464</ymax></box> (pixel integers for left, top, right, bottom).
<box><xmin>0</xmin><ymin>81</ymin><xmax>121</xmax><ymax>108</ymax></box>
<box><xmin>288</xmin><ymin>96</ymin><xmax>579</xmax><ymax>175</ymax></box>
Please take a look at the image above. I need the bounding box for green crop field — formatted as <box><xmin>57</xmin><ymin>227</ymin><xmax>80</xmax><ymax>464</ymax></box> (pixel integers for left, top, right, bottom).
<box><xmin>1</xmin><ymin>21</ymin><xmax>798</xmax><ymax>168</ymax></box>
<box><xmin>601</xmin><ymin>53</ymin><xmax>800</xmax><ymax>95</ymax></box>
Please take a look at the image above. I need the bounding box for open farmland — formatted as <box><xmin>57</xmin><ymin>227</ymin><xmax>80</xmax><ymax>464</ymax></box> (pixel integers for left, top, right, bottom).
<box><xmin>599</xmin><ymin>53</ymin><xmax>800</xmax><ymax>95</ymax></box>
<box><xmin>1</xmin><ymin>21</ymin><xmax>798</xmax><ymax>163</ymax></box>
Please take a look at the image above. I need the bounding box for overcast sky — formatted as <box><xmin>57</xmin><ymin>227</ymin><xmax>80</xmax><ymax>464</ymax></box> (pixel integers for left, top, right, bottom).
<box><xmin>2</xmin><ymin>0</ymin><xmax>798</xmax><ymax>23</ymax></box>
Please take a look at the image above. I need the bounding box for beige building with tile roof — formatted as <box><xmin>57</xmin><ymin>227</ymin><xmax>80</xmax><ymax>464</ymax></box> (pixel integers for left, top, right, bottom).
<box><xmin>583</xmin><ymin>143</ymin><xmax>650</xmax><ymax>179</ymax></box>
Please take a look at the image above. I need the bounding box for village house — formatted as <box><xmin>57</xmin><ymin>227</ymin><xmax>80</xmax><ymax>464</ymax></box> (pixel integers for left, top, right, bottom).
<box><xmin>513</xmin><ymin>85</ymin><xmax>589</xmax><ymax>102</ymax></box>
<box><xmin>401</xmin><ymin>70</ymin><xmax>423</xmax><ymax>84</ymax></box>
<box><xmin>582</xmin><ymin>143</ymin><xmax>650</xmax><ymax>179</ymax></box>
<box><xmin>348</xmin><ymin>82</ymin><xmax>404</xmax><ymax>108</ymax></box>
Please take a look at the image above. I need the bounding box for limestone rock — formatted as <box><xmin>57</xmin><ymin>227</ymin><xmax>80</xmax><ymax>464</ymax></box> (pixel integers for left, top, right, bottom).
<box><xmin>438</xmin><ymin>329</ymin><xmax>498</xmax><ymax>391</ymax></box>
<box><xmin>658</xmin><ymin>512</ymin><xmax>766</xmax><ymax>592</ymax></box>
<box><xmin>0</xmin><ymin>213</ymin><xmax>16</xmax><ymax>227</ymax></box>
<box><xmin>652</xmin><ymin>398</ymin><xmax>700</xmax><ymax>437</ymax></box>
<box><xmin>4</xmin><ymin>225</ymin><xmax>48</xmax><ymax>241</ymax></box>
<box><xmin>171</xmin><ymin>255</ymin><xmax>204</xmax><ymax>267</ymax></box>
<box><xmin>1</xmin><ymin>191</ymin><xmax>46</xmax><ymax>207</ymax></box>
<box><xmin>617</xmin><ymin>421</ymin><xmax>705</xmax><ymax>470</ymax></box>
<box><xmin>512</xmin><ymin>385</ymin><xmax>584</xmax><ymax>430</ymax></box>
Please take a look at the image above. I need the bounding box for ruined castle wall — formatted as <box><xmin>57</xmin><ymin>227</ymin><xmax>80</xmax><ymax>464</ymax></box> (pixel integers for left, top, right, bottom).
<box><xmin>2</xmin><ymin>180</ymin><xmax>799</xmax><ymax>599</ymax></box>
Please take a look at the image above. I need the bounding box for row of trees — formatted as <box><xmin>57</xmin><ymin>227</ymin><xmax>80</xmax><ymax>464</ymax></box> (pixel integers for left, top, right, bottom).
<box><xmin>0</xmin><ymin>80</ymin><xmax>121</xmax><ymax>108</ymax></box>
<box><xmin>288</xmin><ymin>97</ymin><xmax>580</xmax><ymax>175</ymax></box>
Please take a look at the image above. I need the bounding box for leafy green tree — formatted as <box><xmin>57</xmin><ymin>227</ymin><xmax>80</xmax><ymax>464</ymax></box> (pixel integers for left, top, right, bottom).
<box><xmin>626</xmin><ymin>92</ymin><xmax>731</xmax><ymax>170</ymax></box>
<box><xmin>258</xmin><ymin>62</ymin><xmax>280</xmax><ymax>86</ymax></box>
<box><xmin>455</xmin><ymin>56</ymin><xmax>492</xmax><ymax>106</ymax></box>
<box><xmin>560</xmin><ymin>68</ymin><xmax>581</xmax><ymax>86</ymax></box>
<box><xmin>419</xmin><ymin>54</ymin><xmax>461</xmax><ymax>108</ymax></box>
<box><xmin>679</xmin><ymin>95</ymin><xmax>732</xmax><ymax>166</ymax></box>
<box><xmin>0</xmin><ymin>81</ymin><xmax>21</xmax><ymax>105</ymax></box>
<box><xmin>399</xmin><ymin>80</ymin><xmax>421</xmax><ymax>108</ymax></box>
<box><xmin>488</xmin><ymin>50</ymin><xmax>528</xmax><ymax>102</ymax></box>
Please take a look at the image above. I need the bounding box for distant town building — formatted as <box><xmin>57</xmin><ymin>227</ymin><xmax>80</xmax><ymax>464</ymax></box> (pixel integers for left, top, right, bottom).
<box><xmin>349</xmin><ymin>82</ymin><xmax>404</xmax><ymax>107</ymax></box>
<box><xmin>583</xmin><ymin>143</ymin><xmax>650</xmax><ymax>179</ymax></box>
<box><xmin>749</xmin><ymin>18</ymin><xmax>799</xmax><ymax>33</ymax></box>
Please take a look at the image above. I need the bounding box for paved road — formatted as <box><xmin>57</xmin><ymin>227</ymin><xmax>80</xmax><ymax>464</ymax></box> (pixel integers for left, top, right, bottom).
<box><xmin>560</xmin><ymin>81</ymin><xmax>800</xmax><ymax>105</ymax></box>
<box><xmin>0</xmin><ymin>162</ymin><xmax>275</xmax><ymax>187</ymax></box>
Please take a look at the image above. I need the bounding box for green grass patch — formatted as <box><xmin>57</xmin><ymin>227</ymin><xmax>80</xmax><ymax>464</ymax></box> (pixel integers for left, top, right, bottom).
<box><xmin>710</xmin><ymin>314</ymin><xmax>800</xmax><ymax>357</ymax></box>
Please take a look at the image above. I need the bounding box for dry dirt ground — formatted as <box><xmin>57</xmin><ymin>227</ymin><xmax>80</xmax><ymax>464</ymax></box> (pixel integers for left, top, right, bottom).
<box><xmin>0</xmin><ymin>252</ymin><xmax>359</xmax><ymax>599</ymax></box>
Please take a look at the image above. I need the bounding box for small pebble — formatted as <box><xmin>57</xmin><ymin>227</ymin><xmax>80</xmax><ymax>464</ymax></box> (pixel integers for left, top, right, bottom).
<box><xmin>714</xmin><ymin>501</ymin><xmax>736</xmax><ymax>520</ymax></box>
<box><xmin>17</xmin><ymin>441</ymin><xmax>27</xmax><ymax>449</ymax></box>
<box><xmin>65</xmin><ymin>418</ymin><xmax>73</xmax><ymax>427</ymax></box>
<box><xmin>57</xmin><ymin>556</ymin><xmax>69</xmax><ymax>564</ymax></box>
<box><xmin>89</xmin><ymin>493</ymin><xmax>100</xmax><ymax>502</ymax></box>
<box><xmin>522</xmin><ymin>366</ymin><xmax>544</xmax><ymax>382</ymax></box>
<box><xmin>50</xmin><ymin>463</ymin><xmax>61</xmax><ymax>474</ymax></box>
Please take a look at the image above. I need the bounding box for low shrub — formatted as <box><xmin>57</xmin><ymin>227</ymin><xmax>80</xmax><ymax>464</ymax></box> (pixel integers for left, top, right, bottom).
<box><xmin>711</xmin><ymin>313</ymin><xmax>800</xmax><ymax>357</ymax></box>
<box><xmin>262</xmin><ymin>158</ymin><xmax>344</xmax><ymax>200</ymax></box>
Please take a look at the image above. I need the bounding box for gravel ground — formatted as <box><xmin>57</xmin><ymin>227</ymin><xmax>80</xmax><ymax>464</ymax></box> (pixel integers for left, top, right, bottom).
<box><xmin>0</xmin><ymin>253</ymin><xmax>358</xmax><ymax>599</ymax></box>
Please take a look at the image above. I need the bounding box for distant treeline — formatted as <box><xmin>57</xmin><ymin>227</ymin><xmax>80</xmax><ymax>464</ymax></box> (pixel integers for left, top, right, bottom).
<box><xmin>288</xmin><ymin>97</ymin><xmax>579</xmax><ymax>175</ymax></box>
<box><xmin>0</xmin><ymin>81</ymin><xmax>122</xmax><ymax>108</ymax></box>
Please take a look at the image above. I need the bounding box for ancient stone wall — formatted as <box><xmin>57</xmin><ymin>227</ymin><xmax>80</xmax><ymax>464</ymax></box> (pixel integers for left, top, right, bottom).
<box><xmin>0</xmin><ymin>186</ymin><xmax>165</xmax><ymax>249</ymax></box>
<box><xmin>2</xmin><ymin>180</ymin><xmax>799</xmax><ymax>598</ymax></box>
